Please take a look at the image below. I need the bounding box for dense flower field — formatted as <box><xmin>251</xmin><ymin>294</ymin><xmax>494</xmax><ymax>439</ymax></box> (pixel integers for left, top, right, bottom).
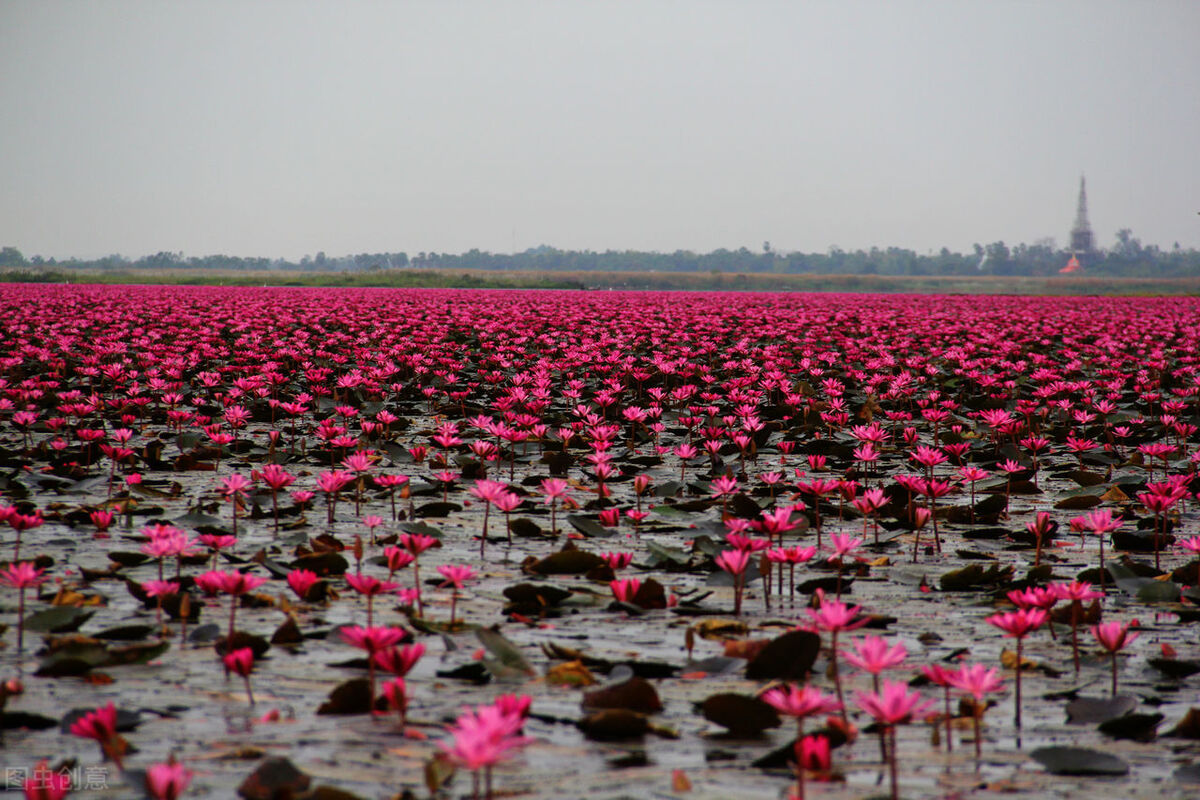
<box><xmin>1</xmin><ymin>284</ymin><xmax>1199</xmax><ymax>799</ymax></box>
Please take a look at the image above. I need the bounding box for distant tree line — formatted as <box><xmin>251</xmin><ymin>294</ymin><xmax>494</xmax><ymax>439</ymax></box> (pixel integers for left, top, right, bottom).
<box><xmin>2</xmin><ymin>230</ymin><xmax>1198</xmax><ymax>278</ymax></box>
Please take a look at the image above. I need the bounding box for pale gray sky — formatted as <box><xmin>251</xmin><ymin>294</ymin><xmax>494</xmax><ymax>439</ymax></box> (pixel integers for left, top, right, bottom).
<box><xmin>2</xmin><ymin>0</ymin><xmax>1198</xmax><ymax>261</ymax></box>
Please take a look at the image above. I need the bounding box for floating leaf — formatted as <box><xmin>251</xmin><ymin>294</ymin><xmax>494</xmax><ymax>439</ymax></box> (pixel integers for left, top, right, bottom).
<box><xmin>107</xmin><ymin>551</ymin><xmax>152</xmax><ymax>568</ymax></box>
<box><xmin>582</xmin><ymin>676</ymin><xmax>663</xmax><ymax>713</ymax></box>
<box><xmin>1112</xmin><ymin>529</ymin><xmax>1176</xmax><ymax>553</ymax></box>
<box><xmin>1175</xmin><ymin>764</ymin><xmax>1200</xmax><ymax>784</ymax></box>
<box><xmin>435</xmin><ymin>662</ymin><xmax>491</xmax><ymax>685</ymax></box>
<box><xmin>1098</xmin><ymin>712</ymin><xmax>1162</xmax><ymax>741</ymax></box>
<box><xmin>644</xmin><ymin>542</ymin><xmax>693</xmax><ymax>569</ymax></box>
<box><xmin>692</xmin><ymin>619</ymin><xmax>750</xmax><ymax>640</ymax></box>
<box><xmin>1030</xmin><ymin>746</ymin><xmax>1129</xmax><ymax>776</ymax></box>
<box><xmin>214</xmin><ymin>631</ymin><xmax>270</xmax><ymax>659</ymax></box>
<box><xmin>508</xmin><ymin>517</ymin><xmax>545</xmax><ymax>539</ymax></box>
<box><xmin>724</xmin><ymin>639</ymin><xmax>770</xmax><ymax>661</ymax></box>
<box><xmin>745</xmin><ymin>630</ymin><xmax>820</xmax><ymax>681</ymax></box>
<box><xmin>699</xmin><ymin>693</ymin><xmax>781</xmax><ymax>737</ymax></box>
<box><xmin>270</xmin><ymin>616</ymin><xmax>303</xmax><ymax>645</ymax></box>
<box><xmin>413</xmin><ymin>501</ymin><xmax>461</xmax><ymax>518</ymax></box>
<box><xmin>23</xmin><ymin>606</ymin><xmax>94</xmax><ymax>633</ymax></box>
<box><xmin>316</xmin><ymin>679</ymin><xmax>374</xmax><ymax>715</ymax></box>
<box><xmin>525</xmin><ymin>545</ymin><xmax>603</xmax><ymax>575</ymax></box>
<box><xmin>397</xmin><ymin>521</ymin><xmax>443</xmax><ymax>537</ymax></box>
<box><xmin>545</xmin><ymin>660</ymin><xmax>597</xmax><ymax>687</ymax></box>
<box><xmin>1099</xmin><ymin>485</ymin><xmax>1131</xmax><ymax>503</ymax></box>
<box><xmin>290</xmin><ymin>550</ymin><xmax>349</xmax><ymax>576</ymax></box>
<box><xmin>304</xmin><ymin>786</ymin><xmax>369</xmax><ymax>800</ymax></box>
<box><xmin>1065</xmin><ymin>695</ymin><xmax>1138</xmax><ymax>724</ymax></box>
<box><xmin>1054</xmin><ymin>494</ymin><xmax>1102</xmax><ymax>510</ymax></box>
<box><xmin>1137</xmin><ymin>579</ymin><xmax>1181</xmax><ymax>603</ymax></box>
<box><xmin>423</xmin><ymin>754</ymin><xmax>456</xmax><ymax>795</ymax></box>
<box><xmin>35</xmin><ymin>656</ymin><xmax>96</xmax><ymax>677</ymax></box>
<box><xmin>1166</xmin><ymin>707</ymin><xmax>1200</xmax><ymax>739</ymax></box>
<box><xmin>0</xmin><ymin>711</ymin><xmax>58</xmax><ymax>731</ymax></box>
<box><xmin>104</xmin><ymin>640</ymin><xmax>169</xmax><ymax>666</ymax></box>
<box><xmin>237</xmin><ymin>757</ymin><xmax>312</xmax><ymax>800</ymax></box>
<box><xmin>939</xmin><ymin>563</ymin><xmax>1014</xmax><ymax>592</ymax></box>
<box><xmin>578</xmin><ymin>709</ymin><xmax>649</xmax><ymax>740</ymax></box>
<box><xmin>1148</xmin><ymin>657</ymin><xmax>1200</xmax><ymax>680</ymax></box>
<box><xmin>567</xmin><ymin>515</ymin><xmax>617</xmax><ymax>539</ymax></box>
<box><xmin>631</xmin><ymin>578</ymin><xmax>667</xmax><ymax>610</ymax></box>
<box><xmin>1000</xmin><ymin>648</ymin><xmax>1039</xmax><ymax>672</ymax></box>
<box><xmin>502</xmin><ymin>582</ymin><xmax>571</xmax><ymax>609</ymax></box>
<box><xmin>476</xmin><ymin>627</ymin><xmax>536</xmax><ymax>678</ymax></box>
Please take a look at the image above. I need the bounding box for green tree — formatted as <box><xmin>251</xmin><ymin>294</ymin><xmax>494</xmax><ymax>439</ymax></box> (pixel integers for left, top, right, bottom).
<box><xmin>0</xmin><ymin>246</ymin><xmax>26</xmax><ymax>267</ymax></box>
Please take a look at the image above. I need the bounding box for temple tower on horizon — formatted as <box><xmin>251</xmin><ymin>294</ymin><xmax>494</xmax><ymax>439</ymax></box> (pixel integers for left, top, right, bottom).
<box><xmin>1069</xmin><ymin>175</ymin><xmax>1095</xmax><ymax>256</ymax></box>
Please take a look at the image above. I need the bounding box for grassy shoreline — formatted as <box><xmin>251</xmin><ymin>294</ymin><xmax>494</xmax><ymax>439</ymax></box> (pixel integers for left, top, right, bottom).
<box><xmin>2</xmin><ymin>266</ymin><xmax>1198</xmax><ymax>295</ymax></box>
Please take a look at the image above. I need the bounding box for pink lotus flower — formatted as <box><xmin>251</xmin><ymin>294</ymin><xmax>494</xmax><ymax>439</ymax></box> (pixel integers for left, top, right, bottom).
<box><xmin>986</xmin><ymin>608</ymin><xmax>1047</xmax><ymax>639</ymax></box>
<box><xmin>714</xmin><ymin>548</ymin><xmax>752</xmax><ymax>616</ymax></box>
<box><xmin>600</xmin><ymin>551</ymin><xmax>634</xmax><ymax>571</ymax></box>
<box><xmin>469</xmin><ymin>478</ymin><xmax>509</xmax><ymax>555</ymax></box>
<box><xmin>341</xmin><ymin>625</ymin><xmax>408</xmax><ymax>653</ymax></box>
<box><xmin>437</xmin><ymin>564</ymin><xmax>476</xmax><ymax>589</ymax></box>
<box><xmin>384</xmin><ymin>545</ymin><xmax>416</xmax><ymax>578</ymax></box>
<box><xmin>346</xmin><ymin>572</ymin><xmax>398</xmax><ymax>596</ymax></box>
<box><xmin>90</xmin><ymin>509</ymin><xmax>115</xmax><ymax>533</ymax></box>
<box><xmin>986</xmin><ymin>607</ymin><xmax>1046</xmax><ymax>729</ymax></box>
<box><xmin>610</xmin><ymin>578</ymin><xmax>642</xmax><ymax>604</ymax></box>
<box><xmin>286</xmin><ymin>568</ymin><xmax>319</xmax><ymax>601</ymax></box>
<box><xmin>346</xmin><ymin>571</ymin><xmax>399</xmax><ymax>625</ymax></box>
<box><xmin>438</xmin><ymin>564</ymin><xmax>476</xmax><ymax>625</ymax></box>
<box><xmin>373</xmin><ymin>642</ymin><xmax>426</xmax><ymax>676</ymax></box>
<box><xmin>760</xmin><ymin>684</ymin><xmax>841</xmax><ymax>721</ymax></box>
<box><xmin>493</xmin><ymin>692</ymin><xmax>532</xmax><ymax>721</ymax></box>
<box><xmin>1092</xmin><ymin>620</ymin><xmax>1140</xmax><ymax>695</ymax></box>
<box><xmin>382</xmin><ymin>676</ymin><xmax>409</xmax><ymax>729</ymax></box>
<box><xmin>755</xmin><ymin>505</ymin><xmax>801</xmax><ymax>537</ymax></box>
<box><xmin>1</xmin><ymin>561</ymin><xmax>46</xmax><ymax>651</ymax></box>
<box><xmin>842</xmin><ymin>635</ymin><xmax>907</xmax><ymax>675</ymax></box>
<box><xmin>795</xmin><ymin>733</ymin><xmax>832</xmax><ymax>773</ymax></box>
<box><xmin>947</xmin><ymin>662</ymin><xmax>1006</xmax><ymax>757</ymax></box>
<box><xmin>69</xmin><ymin>702</ymin><xmax>125</xmax><ymax>767</ymax></box>
<box><xmin>440</xmin><ymin>700</ymin><xmax>531</xmax><ymax>777</ymax></box>
<box><xmin>806</xmin><ymin>590</ymin><xmax>867</xmax><ymax>634</ymax></box>
<box><xmin>0</xmin><ymin>561</ymin><xmax>45</xmax><ymax>590</ymax></box>
<box><xmin>23</xmin><ymin>760</ymin><xmax>71</xmax><ymax>800</ymax></box>
<box><xmin>399</xmin><ymin>533</ymin><xmax>437</xmax><ymax>617</ymax></box>
<box><xmin>224</xmin><ymin>646</ymin><xmax>256</xmax><ymax>704</ymax></box>
<box><xmin>856</xmin><ymin>680</ymin><xmax>932</xmax><ymax>799</ymax></box>
<box><xmin>69</xmin><ymin>701</ymin><xmax>117</xmax><ymax>741</ymax></box>
<box><xmin>219</xmin><ymin>571</ymin><xmax>268</xmax><ymax>596</ymax></box>
<box><xmin>145</xmin><ymin>759</ymin><xmax>193</xmax><ymax>800</ymax></box>
<box><xmin>400</xmin><ymin>532</ymin><xmax>438</xmax><ymax>555</ymax></box>
<box><xmin>143</xmin><ymin>580</ymin><xmax>180</xmax><ymax>598</ymax></box>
